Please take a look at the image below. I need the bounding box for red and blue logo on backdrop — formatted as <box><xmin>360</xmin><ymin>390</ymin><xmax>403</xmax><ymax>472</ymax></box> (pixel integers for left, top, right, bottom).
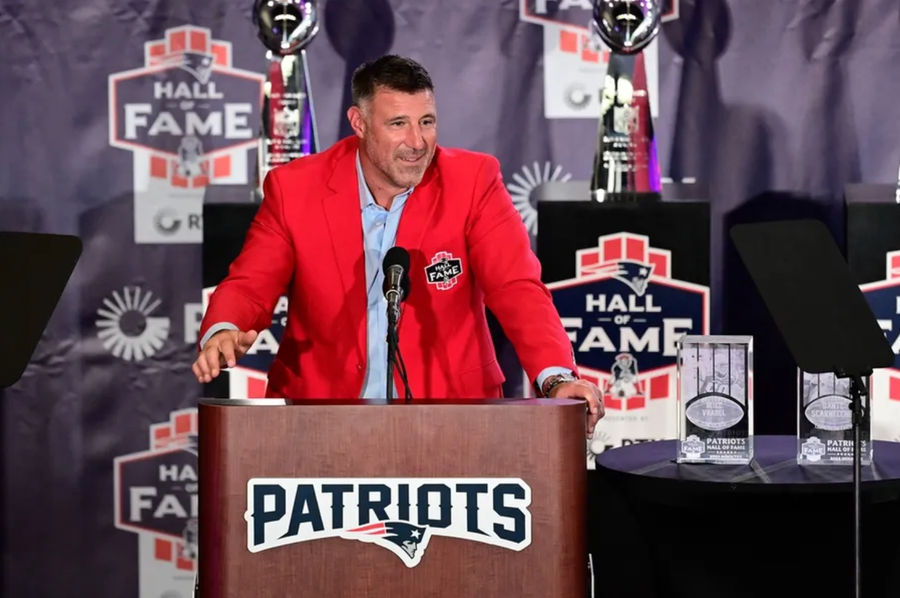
<box><xmin>114</xmin><ymin>410</ymin><xmax>199</xmax><ymax>574</ymax></box>
<box><xmin>109</xmin><ymin>25</ymin><xmax>263</xmax><ymax>187</ymax></box>
<box><xmin>548</xmin><ymin>232</ymin><xmax>709</xmax><ymax>410</ymax></box>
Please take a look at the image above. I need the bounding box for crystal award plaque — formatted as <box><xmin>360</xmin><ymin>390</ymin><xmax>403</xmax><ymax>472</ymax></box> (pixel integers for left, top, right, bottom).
<box><xmin>677</xmin><ymin>335</ymin><xmax>753</xmax><ymax>464</ymax></box>
<box><xmin>797</xmin><ymin>370</ymin><xmax>872</xmax><ymax>465</ymax></box>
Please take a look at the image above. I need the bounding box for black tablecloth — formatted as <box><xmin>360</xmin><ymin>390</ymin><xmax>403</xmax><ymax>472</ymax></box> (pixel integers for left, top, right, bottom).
<box><xmin>588</xmin><ymin>436</ymin><xmax>900</xmax><ymax>598</ymax></box>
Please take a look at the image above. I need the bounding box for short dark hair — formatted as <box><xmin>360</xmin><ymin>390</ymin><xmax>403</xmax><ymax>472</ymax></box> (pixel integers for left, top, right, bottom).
<box><xmin>351</xmin><ymin>55</ymin><xmax>434</xmax><ymax>106</ymax></box>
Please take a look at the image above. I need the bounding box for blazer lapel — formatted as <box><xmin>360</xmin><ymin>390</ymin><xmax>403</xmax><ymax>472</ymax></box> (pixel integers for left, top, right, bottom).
<box><xmin>323</xmin><ymin>146</ymin><xmax>367</xmax><ymax>357</ymax></box>
<box><xmin>395</xmin><ymin>155</ymin><xmax>441</xmax><ymax>255</ymax></box>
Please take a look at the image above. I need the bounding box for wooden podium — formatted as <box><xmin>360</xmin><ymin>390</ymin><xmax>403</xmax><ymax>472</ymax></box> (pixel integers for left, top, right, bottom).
<box><xmin>198</xmin><ymin>398</ymin><xmax>587</xmax><ymax>597</ymax></box>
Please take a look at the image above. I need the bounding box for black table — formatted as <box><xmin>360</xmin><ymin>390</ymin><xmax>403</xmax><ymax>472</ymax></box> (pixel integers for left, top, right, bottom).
<box><xmin>588</xmin><ymin>436</ymin><xmax>900</xmax><ymax>598</ymax></box>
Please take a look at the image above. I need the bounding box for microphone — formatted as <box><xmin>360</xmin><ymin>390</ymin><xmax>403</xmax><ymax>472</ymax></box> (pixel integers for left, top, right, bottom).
<box><xmin>382</xmin><ymin>247</ymin><xmax>411</xmax><ymax>402</ymax></box>
<box><xmin>382</xmin><ymin>246</ymin><xmax>410</xmax><ymax>323</ymax></box>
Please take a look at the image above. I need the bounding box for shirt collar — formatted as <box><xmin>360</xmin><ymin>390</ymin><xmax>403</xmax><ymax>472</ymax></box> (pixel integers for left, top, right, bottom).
<box><xmin>356</xmin><ymin>151</ymin><xmax>414</xmax><ymax>212</ymax></box>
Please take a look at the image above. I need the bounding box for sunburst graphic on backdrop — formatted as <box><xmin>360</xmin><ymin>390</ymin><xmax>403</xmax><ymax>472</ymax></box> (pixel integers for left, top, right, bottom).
<box><xmin>506</xmin><ymin>161</ymin><xmax>572</xmax><ymax>236</ymax></box>
<box><xmin>95</xmin><ymin>286</ymin><xmax>171</xmax><ymax>362</ymax></box>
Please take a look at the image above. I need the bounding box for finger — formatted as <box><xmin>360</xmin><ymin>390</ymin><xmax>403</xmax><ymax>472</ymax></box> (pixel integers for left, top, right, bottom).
<box><xmin>204</xmin><ymin>344</ymin><xmax>222</xmax><ymax>379</ymax></box>
<box><xmin>587</xmin><ymin>408</ymin><xmax>601</xmax><ymax>436</ymax></box>
<box><xmin>220</xmin><ymin>337</ymin><xmax>237</xmax><ymax>368</ymax></box>
<box><xmin>196</xmin><ymin>351</ymin><xmax>212</xmax><ymax>381</ymax></box>
<box><xmin>585</xmin><ymin>390</ymin><xmax>599</xmax><ymax>415</ymax></box>
<box><xmin>192</xmin><ymin>361</ymin><xmax>203</xmax><ymax>383</ymax></box>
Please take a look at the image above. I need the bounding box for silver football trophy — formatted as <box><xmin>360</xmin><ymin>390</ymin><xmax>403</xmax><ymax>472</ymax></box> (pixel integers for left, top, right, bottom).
<box><xmin>253</xmin><ymin>0</ymin><xmax>319</xmax><ymax>200</ymax></box>
<box><xmin>797</xmin><ymin>370</ymin><xmax>872</xmax><ymax>465</ymax></box>
<box><xmin>677</xmin><ymin>335</ymin><xmax>754</xmax><ymax>464</ymax></box>
<box><xmin>589</xmin><ymin>0</ymin><xmax>662</xmax><ymax>201</ymax></box>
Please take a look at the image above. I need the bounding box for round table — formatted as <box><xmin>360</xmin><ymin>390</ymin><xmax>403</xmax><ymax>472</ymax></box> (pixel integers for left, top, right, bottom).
<box><xmin>588</xmin><ymin>436</ymin><xmax>900</xmax><ymax>598</ymax></box>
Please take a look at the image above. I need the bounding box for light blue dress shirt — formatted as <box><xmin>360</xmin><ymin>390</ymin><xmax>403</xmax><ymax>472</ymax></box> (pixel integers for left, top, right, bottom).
<box><xmin>200</xmin><ymin>152</ymin><xmax>569</xmax><ymax>397</ymax></box>
<box><xmin>356</xmin><ymin>153</ymin><xmax>413</xmax><ymax>399</ymax></box>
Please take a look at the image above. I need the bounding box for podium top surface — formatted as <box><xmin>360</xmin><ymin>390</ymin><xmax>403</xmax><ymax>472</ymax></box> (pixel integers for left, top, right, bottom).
<box><xmin>199</xmin><ymin>397</ymin><xmax>584</xmax><ymax>407</ymax></box>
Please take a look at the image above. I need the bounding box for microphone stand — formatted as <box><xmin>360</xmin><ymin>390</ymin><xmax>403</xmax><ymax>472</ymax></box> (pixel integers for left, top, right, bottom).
<box><xmin>846</xmin><ymin>372</ymin><xmax>869</xmax><ymax>598</ymax></box>
<box><xmin>385</xmin><ymin>299</ymin><xmax>399</xmax><ymax>402</ymax></box>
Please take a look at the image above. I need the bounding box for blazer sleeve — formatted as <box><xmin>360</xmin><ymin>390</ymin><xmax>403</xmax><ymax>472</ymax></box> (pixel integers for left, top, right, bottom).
<box><xmin>198</xmin><ymin>168</ymin><xmax>296</xmax><ymax>345</ymax></box>
<box><xmin>464</xmin><ymin>155</ymin><xmax>577</xmax><ymax>382</ymax></box>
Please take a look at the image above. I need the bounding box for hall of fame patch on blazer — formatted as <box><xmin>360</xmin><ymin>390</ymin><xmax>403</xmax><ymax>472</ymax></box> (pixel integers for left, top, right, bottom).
<box><xmin>425</xmin><ymin>251</ymin><xmax>463</xmax><ymax>290</ymax></box>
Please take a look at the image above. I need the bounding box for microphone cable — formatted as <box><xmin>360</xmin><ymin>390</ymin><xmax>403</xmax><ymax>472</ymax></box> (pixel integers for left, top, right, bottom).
<box><xmin>389</xmin><ymin>323</ymin><xmax>413</xmax><ymax>401</ymax></box>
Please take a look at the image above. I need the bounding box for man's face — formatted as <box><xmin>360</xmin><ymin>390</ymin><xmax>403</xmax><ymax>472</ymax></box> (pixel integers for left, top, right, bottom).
<box><xmin>349</xmin><ymin>86</ymin><xmax>437</xmax><ymax>192</ymax></box>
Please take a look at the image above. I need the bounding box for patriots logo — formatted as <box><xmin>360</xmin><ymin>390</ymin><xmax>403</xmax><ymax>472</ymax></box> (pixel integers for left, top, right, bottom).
<box><xmin>247</xmin><ymin>478</ymin><xmax>532</xmax><ymax>568</ymax></box>
<box><xmin>347</xmin><ymin>521</ymin><xmax>429</xmax><ymax>564</ymax></box>
<box><xmin>604</xmin><ymin>260</ymin><xmax>654</xmax><ymax>296</ymax></box>
<box><xmin>177</xmin><ymin>51</ymin><xmax>214</xmax><ymax>84</ymax></box>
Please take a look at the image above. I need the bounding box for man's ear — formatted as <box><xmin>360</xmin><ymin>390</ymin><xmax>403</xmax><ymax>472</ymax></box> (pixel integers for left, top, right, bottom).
<box><xmin>347</xmin><ymin>105</ymin><xmax>366</xmax><ymax>138</ymax></box>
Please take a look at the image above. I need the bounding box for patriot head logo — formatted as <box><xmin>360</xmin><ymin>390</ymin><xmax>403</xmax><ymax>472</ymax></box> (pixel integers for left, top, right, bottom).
<box><xmin>177</xmin><ymin>51</ymin><xmax>215</xmax><ymax>84</ymax></box>
<box><xmin>606</xmin><ymin>260</ymin><xmax>654</xmax><ymax>296</ymax></box>
<box><xmin>246</xmin><ymin>478</ymin><xmax>532</xmax><ymax>568</ymax></box>
<box><xmin>347</xmin><ymin>521</ymin><xmax>429</xmax><ymax>561</ymax></box>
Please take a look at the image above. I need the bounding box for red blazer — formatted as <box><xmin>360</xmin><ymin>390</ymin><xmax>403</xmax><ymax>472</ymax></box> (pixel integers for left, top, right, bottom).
<box><xmin>199</xmin><ymin>136</ymin><xmax>576</xmax><ymax>398</ymax></box>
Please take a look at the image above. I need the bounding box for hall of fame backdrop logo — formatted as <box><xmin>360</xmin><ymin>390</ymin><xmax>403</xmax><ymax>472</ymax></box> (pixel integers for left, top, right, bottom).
<box><xmin>114</xmin><ymin>410</ymin><xmax>199</xmax><ymax>597</ymax></box>
<box><xmin>109</xmin><ymin>25</ymin><xmax>263</xmax><ymax>244</ymax></box>
<box><xmin>547</xmin><ymin>232</ymin><xmax>709</xmax><ymax>464</ymax></box>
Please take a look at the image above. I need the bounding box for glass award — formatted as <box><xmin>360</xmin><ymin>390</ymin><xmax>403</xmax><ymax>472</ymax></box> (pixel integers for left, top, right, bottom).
<box><xmin>797</xmin><ymin>370</ymin><xmax>872</xmax><ymax>465</ymax></box>
<box><xmin>677</xmin><ymin>335</ymin><xmax>753</xmax><ymax>464</ymax></box>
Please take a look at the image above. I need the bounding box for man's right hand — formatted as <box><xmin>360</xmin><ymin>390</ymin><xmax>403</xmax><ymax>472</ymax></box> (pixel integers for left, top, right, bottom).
<box><xmin>192</xmin><ymin>329</ymin><xmax>258</xmax><ymax>383</ymax></box>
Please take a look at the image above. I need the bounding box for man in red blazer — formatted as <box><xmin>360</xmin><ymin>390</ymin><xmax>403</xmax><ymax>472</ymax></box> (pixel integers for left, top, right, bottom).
<box><xmin>193</xmin><ymin>55</ymin><xmax>603</xmax><ymax>434</ymax></box>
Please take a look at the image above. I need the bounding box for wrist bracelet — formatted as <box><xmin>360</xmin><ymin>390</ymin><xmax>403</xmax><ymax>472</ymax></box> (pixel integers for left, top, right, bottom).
<box><xmin>541</xmin><ymin>374</ymin><xmax>576</xmax><ymax>397</ymax></box>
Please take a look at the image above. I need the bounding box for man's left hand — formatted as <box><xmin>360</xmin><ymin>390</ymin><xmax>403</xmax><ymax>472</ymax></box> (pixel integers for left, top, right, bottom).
<box><xmin>549</xmin><ymin>379</ymin><xmax>605</xmax><ymax>438</ymax></box>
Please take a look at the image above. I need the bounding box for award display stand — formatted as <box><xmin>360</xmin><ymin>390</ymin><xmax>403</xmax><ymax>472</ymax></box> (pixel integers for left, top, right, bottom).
<box><xmin>0</xmin><ymin>232</ymin><xmax>81</xmax><ymax>388</ymax></box>
<box><xmin>198</xmin><ymin>398</ymin><xmax>587</xmax><ymax>597</ymax></box>
<box><xmin>730</xmin><ymin>219</ymin><xmax>894</xmax><ymax>598</ymax></box>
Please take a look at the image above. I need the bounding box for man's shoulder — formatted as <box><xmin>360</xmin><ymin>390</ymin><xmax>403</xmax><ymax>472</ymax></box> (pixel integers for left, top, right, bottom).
<box><xmin>271</xmin><ymin>136</ymin><xmax>357</xmax><ymax>180</ymax></box>
<box><xmin>435</xmin><ymin>145</ymin><xmax>498</xmax><ymax>168</ymax></box>
<box><xmin>434</xmin><ymin>146</ymin><xmax>500</xmax><ymax>181</ymax></box>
